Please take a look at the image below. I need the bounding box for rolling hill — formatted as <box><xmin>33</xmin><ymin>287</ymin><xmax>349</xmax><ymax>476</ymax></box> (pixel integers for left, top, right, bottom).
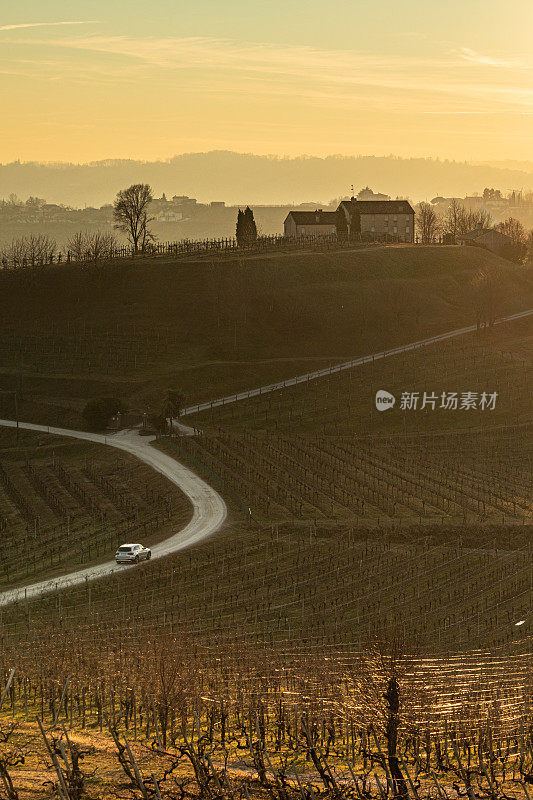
<box><xmin>0</xmin><ymin>243</ymin><xmax>530</xmax><ymax>796</ymax></box>
<box><xmin>0</xmin><ymin>244</ymin><xmax>531</xmax><ymax>428</ymax></box>
<box><xmin>3</xmin><ymin>151</ymin><xmax>533</xmax><ymax>206</ymax></box>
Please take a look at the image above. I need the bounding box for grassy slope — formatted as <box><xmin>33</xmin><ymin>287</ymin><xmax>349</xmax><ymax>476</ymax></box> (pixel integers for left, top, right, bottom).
<box><xmin>192</xmin><ymin>313</ymin><xmax>533</xmax><ymax>436</ymax></box>
<box><xmin>0</xmin><ymin>245</ymin><xmax>531</xmax><ymax>426</ymax></box>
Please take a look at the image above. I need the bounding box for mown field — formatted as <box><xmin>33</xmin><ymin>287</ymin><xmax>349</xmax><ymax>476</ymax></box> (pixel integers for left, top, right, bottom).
<box><xmin>0</xmin><ymin>245</ymin><xmax>531</xmax><ymax>427</ymax></box>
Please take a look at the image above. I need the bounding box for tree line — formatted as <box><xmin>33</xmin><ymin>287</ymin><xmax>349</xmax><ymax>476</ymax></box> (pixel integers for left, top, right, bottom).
<box><xmin>416</xmin><ymin>198</ymin><xmax>533</xmax><ymax>261</ymax></box>
<box><xmin>0</xmin><ymin>184</ymin><xmax>263</xmax><ymax>267</ymax></box>
<box><xmin>1</xmin><ymin>183</ymin><xmax>533</xmax><ymax>267</ymax></box>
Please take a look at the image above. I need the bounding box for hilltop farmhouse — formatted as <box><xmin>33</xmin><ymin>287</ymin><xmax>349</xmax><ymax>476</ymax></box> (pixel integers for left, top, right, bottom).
<box><xmin>284</xmin><ymin>197</ymin><xmax>415</xmax><ymax>243</ymax></box>
<box><xmin>284</xmin><ymin>210</ymin><xmax>337</xmax><ymax>237</ymax></box>
<box><xmin>337</xmin><ymin>198</ymin><xmax>414</xmax><ymax>242</ymax></box>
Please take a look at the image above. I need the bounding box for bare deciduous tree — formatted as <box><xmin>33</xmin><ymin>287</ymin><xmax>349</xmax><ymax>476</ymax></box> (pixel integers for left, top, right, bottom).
<box><xmin>25</xmin><ymin>234</ymin><xmax>56</xmax><ymax>266</ymax></box>
<box><xmin>496</xmin><ymin>217</ymin><xmax>528</xmax><ymax>263</ymax></box>
<box><xmin>24</xmin><ymin>196</ymin><xmax>45</xmax><ymax>211</ymax></box>
<box><xmin>1</xmin><ymin>238</ymin><xmax>27</xmax><ymax>269</ymax></box>
<box><xmin>416</xmin><ymin>202</ymin><xmax>440</xmax><ymax>243</ymax></box>
<box><xmin>496</xmin><ymin>217</ymin><xmax>527</xmax><ymax>246</ymax></box>
<box><xmin>113</xmin><ymin>183</ymin><xmax>156</xmax><ymax>253</ymax></box>
<box><xmin>66</xmin><ymin>231</ymin><xmax>86</xmax><ymax>262</ymax></box>
<box><xmin>527</xmin><ymin>230</ymin><xmax>533</xmax><ymax>263</ymax></box>
<box><xmin>443</xmin><ymin>199</ymin><xmax>467</xmax><ymax>241</ymax></box>
<box><xmin>0</xmin><ymin>235</ymin><xmax>56</xmax><ymax>269</ymax></box>
<box><xmin>443</xmin><ymin>206</ymin><xmax>493</xmax><ymax>238</ymax></box>
<box><xmin>465</xmin><ymin>208</ymin><xmax>493</xmax><ymax>232</ymax></box>
<box><xmin>67</xmin><ymin>231</ymin><xmax>117</xmax><ymax>262</ymax></box>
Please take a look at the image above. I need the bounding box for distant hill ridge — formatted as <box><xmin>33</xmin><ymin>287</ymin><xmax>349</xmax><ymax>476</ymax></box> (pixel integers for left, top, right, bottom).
<box><xmin>2</xmin><ymin>151</ymin><xmax>533</xmax><ymax>207</ymax></box>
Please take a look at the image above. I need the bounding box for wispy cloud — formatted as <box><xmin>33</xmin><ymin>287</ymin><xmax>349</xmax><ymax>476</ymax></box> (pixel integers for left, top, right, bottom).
<box><xmin>4</xmin><ymin>33</ymin><xmax>533</xmax><ymax>114</ymax></box>
<box><xmin>0</xmin><ymin>21</ymin><xmax>98</xmax><ymax>32</ymax></box>
<box><xmin>459</xmin><ymin>48</ymin><xmax>529</xmax><ymax>69</ymax></box>
<box><xmin>20</xmin><ymin>35</ymin><xmax>532</xmax><ymax>109</ymax></box>
<box><xmin>9</xmin><ymin>33</ymin><xmax>453</xmax><ymax>71</ymax></box>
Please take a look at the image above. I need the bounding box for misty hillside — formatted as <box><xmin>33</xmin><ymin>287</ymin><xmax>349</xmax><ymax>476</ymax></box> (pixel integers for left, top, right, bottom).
<box><xmin>3</xmin><ymin>152</ymin><xmax>533</xmax><ymax>207</ymax></box>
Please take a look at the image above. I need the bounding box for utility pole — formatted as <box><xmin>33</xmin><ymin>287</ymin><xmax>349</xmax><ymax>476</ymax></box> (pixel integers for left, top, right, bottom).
<box><xmin>15</xmin><ymin>391</ymin><xmax>18</xmax><ymax>445</ymax></box>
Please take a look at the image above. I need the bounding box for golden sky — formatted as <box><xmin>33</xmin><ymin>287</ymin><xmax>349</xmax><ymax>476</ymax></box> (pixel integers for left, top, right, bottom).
<box><xmin>2</xmin><ymin>0</ymin><xmax>533</xmax><ymax>163</ymax></box>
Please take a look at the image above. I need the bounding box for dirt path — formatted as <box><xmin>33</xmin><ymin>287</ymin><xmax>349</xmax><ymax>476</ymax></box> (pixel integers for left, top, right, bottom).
<box><xmin>0</xmin><ymin>423</ymin><xmax>227</xmax><ymax>606</ymax></box>
<box><xmin>181</xmin><ymin>309</ymin><xmax>533</xmax><ymax>417</ymax></box>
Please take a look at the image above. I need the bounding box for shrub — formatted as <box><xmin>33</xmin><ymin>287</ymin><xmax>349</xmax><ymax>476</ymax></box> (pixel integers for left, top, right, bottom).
<box><xmin>147</xmin><ymin>413</ymin><xmax>168</xmax><ymax>434</ymax></box>
<box><xmin>81</xmin><ymin>397</ymin><xmax>125</xmax><ymax>431</ymax></box>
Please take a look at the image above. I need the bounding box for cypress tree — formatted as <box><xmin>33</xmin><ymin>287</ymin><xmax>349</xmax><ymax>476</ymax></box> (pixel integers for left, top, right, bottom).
<box><xmin>244</xmin><ymin>206</ymin><xmax>258</xmax><ymax>244</ymax></box>
<box><xmin>236</xmin><ymin>209</ymin><xmax>245</xmax><ymax>247</ymax></box>
<box><xmin>236</xmin><ymin>207</ymin><xmax>258</xmax><ymax>247</ymax></box>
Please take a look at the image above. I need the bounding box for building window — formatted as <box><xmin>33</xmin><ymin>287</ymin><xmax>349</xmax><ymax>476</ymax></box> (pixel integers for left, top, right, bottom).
<box><xmin>371</xmin><ymin>226</ymin><xmax>375</xmax><ymax>233</ymax></box>
<box><xmin>393</xmin><ymin>226</ymin><xmax>398</xmax><ymax>234</ymax></box>
<box><xmin>300</xmin><ymin>227</ymin><xmax>306</xmax><ymax>234</ymax></box>
<box><xmin>406</xmin><ymin>227</ymin><xmax>410</xmax><ymax>234</ymax></box>
<box><xmin>331</xmin><ymin>227</ymin><xmax>336</xmax><ymax>233</ymax></box>
<box><xmin>385</xmin><ymin>216</ymin><xmax>389</xmax><ymax>222</ymax></box>
<box><xmin>394</xmin><ymin>215</ymin><xmax>398</xmax><ymax>222</ymax></box>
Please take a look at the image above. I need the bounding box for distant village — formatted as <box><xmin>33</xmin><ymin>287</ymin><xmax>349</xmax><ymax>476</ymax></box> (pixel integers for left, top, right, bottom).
<box><xmin>1</xmin><ymin>184</ymin><xmax>532</xmax><ymax>262</ymax></box>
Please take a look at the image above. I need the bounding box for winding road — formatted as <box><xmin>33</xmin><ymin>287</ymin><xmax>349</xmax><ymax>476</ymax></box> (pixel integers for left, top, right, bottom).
<box><xmin>0</xmin><ymin>306</ymin><xmax>531</xmax><ymax>606</ymax></box>
<box><xmin>0</xmin><ymin>423</ymin><xmax>227</xmax><ymax>607</ymax></box>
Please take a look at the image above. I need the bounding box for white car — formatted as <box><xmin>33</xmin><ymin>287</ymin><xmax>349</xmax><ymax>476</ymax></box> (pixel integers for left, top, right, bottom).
<box><xmin>115</xmin><ymin>543</ymin><xmax>152</xmax><ymax>564</ymax></box>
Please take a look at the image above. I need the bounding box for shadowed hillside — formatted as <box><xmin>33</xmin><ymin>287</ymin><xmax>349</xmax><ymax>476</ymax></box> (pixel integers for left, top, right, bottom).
<box><xmin>0</xmin><ymin>245</ymin><xmax>531</xmax><ymax>427</ymax></box>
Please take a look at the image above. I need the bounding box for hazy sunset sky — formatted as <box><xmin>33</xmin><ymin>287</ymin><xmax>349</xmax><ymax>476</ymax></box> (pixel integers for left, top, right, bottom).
<box><xmin>2</xmin><ymin>0</ymin><xmax>533</xmax><ymax>164</ymax></box>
